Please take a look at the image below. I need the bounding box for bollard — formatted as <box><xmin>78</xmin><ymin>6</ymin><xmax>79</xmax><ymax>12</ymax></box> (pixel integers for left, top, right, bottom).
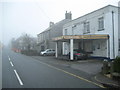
<box><xmin>110</xmin><ymin>61</ymin><xmax>114</xmax><ymax>78</ymax></box>
<box><xmin>102</xmin><ymin>59</ymin><xmax>110</xmax><ymax>74</ymax></box>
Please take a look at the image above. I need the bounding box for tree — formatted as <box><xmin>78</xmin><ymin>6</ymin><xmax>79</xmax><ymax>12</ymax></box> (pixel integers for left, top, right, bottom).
<box><xmin>11</xmin><ymin>33</ymin><xmax>37</xmax><ymax>51</ymax></box>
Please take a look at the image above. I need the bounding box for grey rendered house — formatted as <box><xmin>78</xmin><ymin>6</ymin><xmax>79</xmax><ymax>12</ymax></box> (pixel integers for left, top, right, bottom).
<box><xmin>37</xmin><ymin>11</ymin><xmax>72</xmax><ymax>55</ymax></box>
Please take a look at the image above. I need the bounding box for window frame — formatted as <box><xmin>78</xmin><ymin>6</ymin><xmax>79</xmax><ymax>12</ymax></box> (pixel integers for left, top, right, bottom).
<box><xmin>98</xmin><ymin>17</ymin><xmax>104</xmax><ymax>31</ymax></box>
<box><xmin>72</xmin><ymin>25</ymin><xmax>77</xmax><ymax>35</ymax></box>
<box><xmin>64</xmin><ymin>29</ymin><xmax>68</xmax><ymax>35</ymax></box>
<box><xmin>83</xmin><ymin>22</ymin><xmax>90</xmax><ymax>34</ymax></box>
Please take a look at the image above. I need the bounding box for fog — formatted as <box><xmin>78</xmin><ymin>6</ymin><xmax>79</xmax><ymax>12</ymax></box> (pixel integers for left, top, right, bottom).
<box><xmin>0</xmin><ymin>0</ymin><xmax>119</xmax><ymax>46</ymax></box>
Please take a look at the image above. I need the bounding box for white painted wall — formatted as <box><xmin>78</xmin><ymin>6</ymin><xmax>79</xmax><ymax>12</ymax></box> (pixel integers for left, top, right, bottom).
<box><xmin>105</xmin><ymin>8</ymin><xmax>119</xmax><ymax>59</ymax></box>
<box><xmin>91</xmin><ymin>40</ymin><xmax>107</xmax><ymax>57</ymax></box>
<box><xmin>114</xmin><ymin>10</ymin><xmax>119</xmax><ymax>58</ymax></box>
<box><xmin>63</xmin><ymin>5</ymin><xmax>119</xmax><ymax>59</ymax></box>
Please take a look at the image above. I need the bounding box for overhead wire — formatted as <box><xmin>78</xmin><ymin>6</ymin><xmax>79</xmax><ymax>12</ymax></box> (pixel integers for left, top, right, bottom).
<box><xmin>34</xmin><ymin>2</ymin><xmax>51</xmax><ymax>22</ymax></box>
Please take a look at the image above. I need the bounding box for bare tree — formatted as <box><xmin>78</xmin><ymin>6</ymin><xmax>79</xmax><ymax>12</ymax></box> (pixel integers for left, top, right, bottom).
<box><xmin>11</xmin><ymin>33</ymin><xmax>37</xmax><ymax>52</ymax></box>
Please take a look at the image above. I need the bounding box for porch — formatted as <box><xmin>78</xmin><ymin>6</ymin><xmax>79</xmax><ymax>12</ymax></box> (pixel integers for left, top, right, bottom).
<box><xmin>53</xmin><ymin>34</ymin><xmax>109</xmax><ymax>60</ymax></box>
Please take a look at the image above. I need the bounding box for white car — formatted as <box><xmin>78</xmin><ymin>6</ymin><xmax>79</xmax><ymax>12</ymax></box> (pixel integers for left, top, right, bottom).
<box><xmin>40</xmin><ymin>49</ymin><xmax>55</xmax><ymax>56</ymax></box>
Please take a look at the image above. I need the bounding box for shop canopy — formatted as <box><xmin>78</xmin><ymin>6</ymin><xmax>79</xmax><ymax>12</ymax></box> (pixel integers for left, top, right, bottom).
<box><xmin>52</xmin><ymin>34</ymin><xmax>109</xmax><ymax>42</ymax></box>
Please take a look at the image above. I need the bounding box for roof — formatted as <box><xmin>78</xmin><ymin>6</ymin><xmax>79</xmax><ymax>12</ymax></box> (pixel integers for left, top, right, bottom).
<box><xmin>63</xmin><ymin>5</ymin><xmax>118</xmax><ymax>27</ymax></box>
<box><xmin>37</xmin><ymin>19</ymin><xmax>71</xmax><ymax>36</ymax></box>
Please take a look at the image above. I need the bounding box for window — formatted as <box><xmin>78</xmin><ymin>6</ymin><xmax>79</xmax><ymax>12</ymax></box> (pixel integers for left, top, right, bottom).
<box><xmin>83</xmin><ymin>22</ymin><xmax>90</xmax><ymax>34</ymax></box>
<box><xmin>64</xmin><ymin>29</ymin><xmax>67</xmax><ymax>35</ymax></box>
<box><xmin>98</xmin><ymin>17</ymin><xmax>104</xmax><ymax>31</ymax></box>
<box><xmin>72</xmin><ymin>25</ymin><xmax>77</xmax><ymax>35</ymax></box>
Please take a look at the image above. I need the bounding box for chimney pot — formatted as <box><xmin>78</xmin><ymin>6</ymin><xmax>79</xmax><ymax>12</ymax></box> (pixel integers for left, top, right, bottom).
<box><xmin>65</xmin><ymin>11</ymin><xmax>72</xmax><ymax>20</ymax></box>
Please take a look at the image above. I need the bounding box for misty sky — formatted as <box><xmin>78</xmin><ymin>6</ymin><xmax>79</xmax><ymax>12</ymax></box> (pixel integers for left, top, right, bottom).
<box><xmin>0</xmin><ymin>0</ymin><xmax>119</xmax><ymax>45</ymax></box>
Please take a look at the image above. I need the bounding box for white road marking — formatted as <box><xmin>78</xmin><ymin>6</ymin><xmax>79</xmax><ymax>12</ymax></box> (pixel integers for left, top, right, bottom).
<box><xmin>14</xmin><ymin>69</ymin><xmax>24</xmax><ymax>85</ymax></box>
<box><xmin>10</xmin><ymin>61</ymin><xmax>14</xmax><ymax>67</ymax></box>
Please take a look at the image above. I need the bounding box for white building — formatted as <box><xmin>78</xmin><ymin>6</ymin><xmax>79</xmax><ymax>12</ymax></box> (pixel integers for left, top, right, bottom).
<box><xmin>53</xmin><ymin>5</ymin><xmax>120</xmax><ymax>60</ymax></box>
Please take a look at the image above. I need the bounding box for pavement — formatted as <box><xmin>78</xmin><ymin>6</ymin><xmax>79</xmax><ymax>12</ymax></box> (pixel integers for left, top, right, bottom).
<box><xmin>33</xmin><ymin>55</ymin><xmax>120</xmax><ymax>88</ymax></box>
<box><xmin>73</xmin><ymin>60</ymin><xmax>120</xmax><ymax>88</ymax></box>
<box><xmin>94</xmin><ymin>73</ymin><xmax>120</xmax><ymax>88</ymax></box>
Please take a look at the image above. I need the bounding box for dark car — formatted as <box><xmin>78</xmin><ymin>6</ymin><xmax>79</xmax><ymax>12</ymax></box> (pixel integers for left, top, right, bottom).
<box><xmin>67</xmin><ymin>49</ymin><xmax>88</xmax><ymax>60</ymax></box>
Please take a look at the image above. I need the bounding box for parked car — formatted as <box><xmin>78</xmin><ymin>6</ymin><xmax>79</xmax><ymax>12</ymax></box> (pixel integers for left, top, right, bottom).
<box><xmin>67</xmin><ymin>49</ymin><xmax>88</xmax><ymax>60</ymax></box>
<box><xmin>40</xmin><ymin>49</ymin><xmax>55</xmax><ymax>56</ymax></box>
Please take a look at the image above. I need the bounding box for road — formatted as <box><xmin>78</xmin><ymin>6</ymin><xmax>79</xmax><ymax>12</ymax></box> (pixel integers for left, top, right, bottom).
<box><xmin>2</xmin><ymin>48</ymin><xmax>104</xmax><ymax>88</ymax></box>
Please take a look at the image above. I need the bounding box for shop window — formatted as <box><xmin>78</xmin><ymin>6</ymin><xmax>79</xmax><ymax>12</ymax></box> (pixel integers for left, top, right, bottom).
<box><xmin>97</xmin><ymin>43</ymin><xmax>100</xmax><ymax>49</ymax></box>
<box><xmin>64</xmin><ymin>29</ymin><xmax>67</xmax><ymax>35</ymax></box>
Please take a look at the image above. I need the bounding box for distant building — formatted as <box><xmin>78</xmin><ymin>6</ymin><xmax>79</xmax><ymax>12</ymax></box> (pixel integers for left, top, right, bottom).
<box><xmin>37</xmin><ymin>11</ymin><xmax>72</xmax><ymax>54</ymax></box>
<box><xmin>53</xmin><ymin>5</ymin><xmax>120</xmax><ymax>60</ymax></box>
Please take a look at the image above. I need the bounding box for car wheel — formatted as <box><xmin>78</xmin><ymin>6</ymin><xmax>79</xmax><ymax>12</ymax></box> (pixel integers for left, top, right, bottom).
<box><xmin>43</xmin><ymin>53</ymin><xmax>46</xmax><ymax>56</ymax></box>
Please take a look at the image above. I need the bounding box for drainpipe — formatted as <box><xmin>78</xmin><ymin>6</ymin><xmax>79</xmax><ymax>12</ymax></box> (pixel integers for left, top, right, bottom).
<box><xmin>112</xmin><ymin>11</ymin><xmax>115</xmax><ymax>59</ymax></box>
<box><xmin>108</xmin><ymin>36</ymin><xmax>110</xmax><ymax>59</ymax></box>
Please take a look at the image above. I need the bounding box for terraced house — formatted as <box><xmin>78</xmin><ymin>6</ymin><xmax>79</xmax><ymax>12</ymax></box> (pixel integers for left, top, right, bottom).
<box><xmin>37</xmin><ymin>12</ymin><xmax>72</xmax><ymax>54</ymax></box>
<box><xmin>53</xmin><ymin>5</ymin><xmax>120</xmax><ymax>60</ymax></box>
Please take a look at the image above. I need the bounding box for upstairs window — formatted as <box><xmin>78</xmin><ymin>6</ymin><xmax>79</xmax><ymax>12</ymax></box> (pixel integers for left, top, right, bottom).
<box><xmin>83</xmin><ymin>22</ymin><xmax>90</xmax><ymax>34</ymax></box>
<box><xmin>98</xmin><ymin>17</ymin><xmax>104</xmax><ymax>31</ymax></box>
<box><xmin>64</xmin><ymin>29</ymin><xmax>67</xmax><ymax>35</ymax></box>
<box><xmin>72</xmin><ymin>25</ymin><xmax>77</xmax><ymax>35</ymax></box>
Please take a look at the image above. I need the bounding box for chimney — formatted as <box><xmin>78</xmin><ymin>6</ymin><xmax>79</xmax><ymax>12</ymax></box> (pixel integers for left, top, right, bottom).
<box><xmin>49</xmin><ymin>22</ymin><xmax>54</xmax><ymax>27</ymax></box>
<box><xmin>65</xmin><ymin>11</ymin><xmax>72</xmax><ymax>20</ymax></box>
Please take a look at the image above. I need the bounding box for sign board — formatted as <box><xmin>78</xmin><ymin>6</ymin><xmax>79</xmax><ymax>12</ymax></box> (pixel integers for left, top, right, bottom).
<box><xmin>53</xmin><ymin>34</ymin><xmax>109</xmax><ymax>41</ymax></box>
